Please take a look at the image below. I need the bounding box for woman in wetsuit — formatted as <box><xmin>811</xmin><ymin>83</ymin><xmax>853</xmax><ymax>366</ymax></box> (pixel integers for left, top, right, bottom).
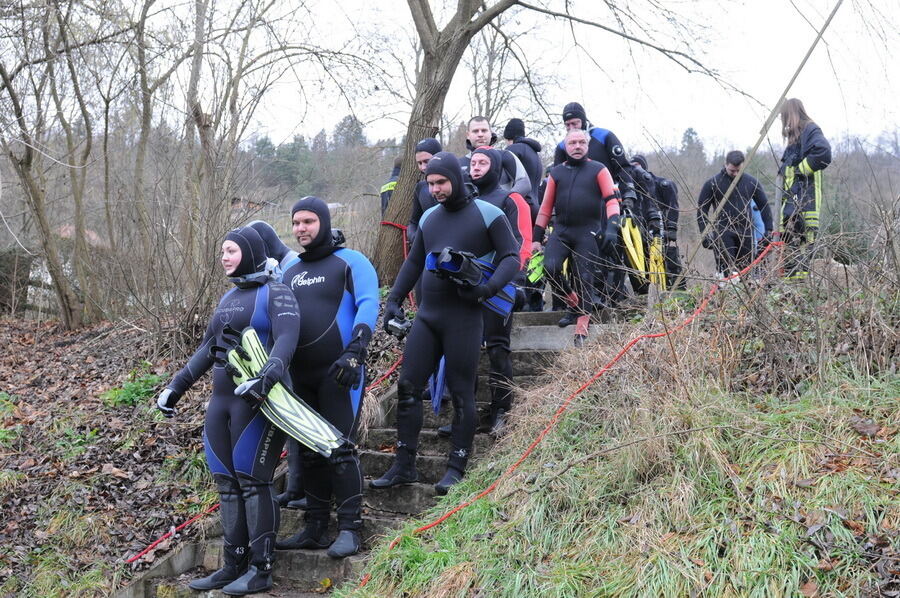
<box><xmin>156</xmin><ymin>226</ymin><xmax>300</xmax><ymax>595</ymax></box>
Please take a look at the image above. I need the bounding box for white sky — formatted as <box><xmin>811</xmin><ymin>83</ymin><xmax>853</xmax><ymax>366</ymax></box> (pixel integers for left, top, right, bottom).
<box><xmin>251</xmin><ymin>0</ymin><xmax>899</xmax><ymax>157</ymax></box>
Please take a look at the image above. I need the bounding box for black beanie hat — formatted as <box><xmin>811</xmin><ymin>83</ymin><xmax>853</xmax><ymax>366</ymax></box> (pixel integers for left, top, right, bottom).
<box><xmin>562</xmin><ymin>102</ymin><xmax>587</xmax><ymax>127</ymax></box>
<box><xmin>291</xmin><ymin>196</ymin><xmax>332</xmax><ymax>251</ymax></box>
<box><xmin>415</xmin><ymin>137</ymin><xmax>443</xmax><ymax>155</ymax></box>
<box><xmin>424</xmin><ymin>151</ymin><xmax>468</xmax><ymax>210</ymax></box>
<box><xmin>503</xmin><ymin>118</ymin><xmax>525</xmax><ymax>140</ymax></box>
<box><xmin>225</xmin><ymin>226</ymin><xmax>268</xmax><ymax>277</ymax></box>
<box><xmin>471</xmin><ymin>147</ymin><xmax>502</xmax><ymax>192</ymax></box>
<box><xmin>631</xmin><ymin>154</ymin><xmax>649</xmax><ymax>171</ymax></box>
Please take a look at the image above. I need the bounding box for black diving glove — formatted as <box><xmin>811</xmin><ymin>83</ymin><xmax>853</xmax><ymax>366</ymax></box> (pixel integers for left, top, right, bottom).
<box><xmin>457</xmin><ymin>283</ymin><xmax>492</xmax><ymax>303</ymax></box>
<box><xmin>156</xmin><ymin>388</ymin><xmax>180</xmax><ymax>418</ymax></box>
<box><xmin>328</xmin><ymin>324</ymin><xmax>371</xmax><ymax>389</ymax></box>
<box><xmin>598</xmin><ymin>215</ymin><xmax>621</xmax><ymax>257</ymax></box>
<box><xmin>234</xmin><ymin>361</ymin><xmax>278</xmax><ymax>405</ymax></box>
<box><xmin>383</xmin><ymin>299</ymin><xmax>404</xmax><ymax>334</ymax></box>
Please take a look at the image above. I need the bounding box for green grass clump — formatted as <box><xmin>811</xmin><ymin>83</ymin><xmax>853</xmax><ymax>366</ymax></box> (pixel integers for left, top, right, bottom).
<box><xmin>101</xmin><ymin>362</ymin><xmax>164</xmax><ymax>408</ymax></box>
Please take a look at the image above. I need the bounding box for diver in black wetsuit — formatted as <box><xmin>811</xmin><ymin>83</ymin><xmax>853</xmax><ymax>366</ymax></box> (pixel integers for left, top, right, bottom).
<box><xmin>156</xmin><ymin>227</ymin><xmax>300</xmax><ymax>595</ymax></box>
<box><xmin>274</xmin><ymin>197</ymin><xmax>379</xmax><ymax>559</ymax></box>
<box><xmin>370</xmin><ymin>152</ymin><xmax>519</xmax><ymax>495</ymax></box>
<box><xmin>630</xmin><ymin>155</ymin><xmax>685</xmax><ymax>290</ymax></box>
<box><xmin>468</xmin><ymin>147</ymin><xmax>532</xmax><ymax>433</ymax></box>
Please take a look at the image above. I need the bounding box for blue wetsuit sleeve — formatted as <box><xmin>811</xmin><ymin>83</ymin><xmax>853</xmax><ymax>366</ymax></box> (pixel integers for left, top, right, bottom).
<box><xmin>389</xmin><ymin>226</ymin><xmax>425</xmax><ymax>304</ymax></box>
<box><xmin>345</xmin><ymin>251</ymin><xmax>380</xmax><ymax>333</ymax></box>
<box><xmin>168</xmin><ymin>307</ymin><xmax>219</xmax><ymax>395</ymax></box>
<box><xmin>484</xmin><ymin>214</ymin><xmax>519</xmax><ymax>296</ymax></box>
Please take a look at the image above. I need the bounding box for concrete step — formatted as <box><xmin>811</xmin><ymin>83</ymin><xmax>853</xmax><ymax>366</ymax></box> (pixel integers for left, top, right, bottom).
<box><xmin>360</xmin><ymin>480</ymin><xmax>436</xmax><ymax>515</ymax></box>
<box><xmin>360</xmin><ymin>449</ymin><xmax>449</xmax><ymax>484</ymax></box>
<box><xmin>478</xmin><ymin>349</ymin><xmax>556</xmax><ymax>376</ymax></box>
<box><xmin>363</xmin><ymin>428</ymin><xmax>493</xmax><ymax>455</ymax></box>
<box><xmin>511</xmin><ymin>324</ymin><xmax>603</xmax><ymax>351</ymax></box>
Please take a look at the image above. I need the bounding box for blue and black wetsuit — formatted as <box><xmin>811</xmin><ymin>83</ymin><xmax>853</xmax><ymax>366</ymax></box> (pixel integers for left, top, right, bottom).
<box><xmin>780</xmin><ymin>122</ymin><xmax>831</xmax><ymax>279</ymax></box>
<box><xmin>280</xmin><ymin>197</ymin><xmax>379</xmax><ymax>534</ymax></box>
<box><xmin>376</xmin><ymin>152</ymin><xmax>518</xmax><ymax>489</ymax></box>
<box><xmin>698</xmin><ymin>169</ymin><xmax>774</xmax><ymax>274</ymax></box>
<box><xmin>165</xmin><ymin>227</ymin><xmax>300</xmax><ymax>581</ymax></box>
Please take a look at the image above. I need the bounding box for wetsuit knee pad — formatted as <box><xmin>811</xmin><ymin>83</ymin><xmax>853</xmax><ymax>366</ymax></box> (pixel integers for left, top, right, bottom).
<box><xmin>212</xmin><ymin>473</ymin><xmax>241</xmax><ymax>496</ymax></box>
<box><xmin>301</xmin><ymin>450</ymin><xmax>329</xmax><ymax>472</ymax></box>
<box><xmin>397</xmin><ymin>380</ymin><xmax>423</xmax><ymax>405</ymax></box>
<box><xmin>328</xmin><ymin>442</ymin><xmax>359</xmax><ymax>471</ymax></box>
<box><xmin>487</xmin><ymin>344</ymin><xmax>511</xmax><ymax>366</ymax></box>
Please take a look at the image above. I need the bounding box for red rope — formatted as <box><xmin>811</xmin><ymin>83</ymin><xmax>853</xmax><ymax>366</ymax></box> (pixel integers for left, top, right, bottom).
<box><xmin>359</xmin><ymin>243</ymin><xmax>785</xmax><ymax>588</ymax></box>
<box><xmin>380</xmin><ymin>220</ymin><xmax>416</xmax><ymax>309</ymax></box>
<box><xmin>125</xmin><ymin>504</ymin><xmax>220</xmax><ymax>564</ymax></box>
<box><xmin>125</xmin><ymin>354</ymin><xmax>403</xmax><ymax>565</ymax></box>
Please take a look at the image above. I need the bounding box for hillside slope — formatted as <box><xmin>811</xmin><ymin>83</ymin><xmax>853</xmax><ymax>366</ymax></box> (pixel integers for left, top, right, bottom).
<box><xmin>339</xmin><ymin>264</ymin><xmax>899</xmax><ymax>598</ymax></box>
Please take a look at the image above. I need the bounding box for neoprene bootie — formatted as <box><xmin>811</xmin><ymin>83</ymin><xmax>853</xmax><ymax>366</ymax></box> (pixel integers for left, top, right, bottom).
<box><xmin>275</xmin><ymin>518</ymin><xmax>330</xmax><ymax>550</ymax></box>
<box><xmin>435</xmin><ymin>454</ymin><xmax>468</xmax><ymax>496</ymax></box>
<box><xmin>221</xmin><ymin>564</ymin><xmax>271</xmax><ymax>596</ymax></box>
<box><xmin>327</xmin><ymin>530</ymin><xmax>361</xmax><ymax>559</ymax></box>
<box><xmin>369</xmin><ymin>445</ymin><xmax>418</xmax><ymax>488</ymax></box>
<box><xmin>189</xmin><ymin>542</ymin><xmax>248</xmax><ymax>591</ymax></box>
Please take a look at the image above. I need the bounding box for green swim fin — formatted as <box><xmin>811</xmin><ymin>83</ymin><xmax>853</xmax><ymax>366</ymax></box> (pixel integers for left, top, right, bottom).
<box><xmin>221</xmin><ymin>328</ymin><xmax>344</xmax><ymax>457</ymax></box>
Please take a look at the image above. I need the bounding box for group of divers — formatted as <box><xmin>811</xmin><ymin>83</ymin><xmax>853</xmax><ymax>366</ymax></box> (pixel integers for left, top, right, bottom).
<box><xmin>157</xmin><ymin>98</ymin><xmax>830</xmax><ymax>594</ymax></box>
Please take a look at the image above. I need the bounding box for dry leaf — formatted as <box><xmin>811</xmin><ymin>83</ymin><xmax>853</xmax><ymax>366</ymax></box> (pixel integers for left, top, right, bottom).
<box><xmin>842</xmin><ymin>519</ymin><xmax>865</xmax><ymax>535</ymax></box>
<box><xmin>850</xmin><ymin>416</ymin><xmax>880</xmax><ymax>438</ymax></box>
<box><xmin>794</xmin><ymin>478</ymin><xmax>817</xmax><ymax>488</ymax></box>
<box><xmin>101</xmin><ymin>463</ymin><xmax>131</xmax><ymax>479</ymax></box>
<box><xmin>816</xmin><ymin>558</ymin><xmax>836</xmax><ymax>571</ymax></box>
<box><xmin>799</xmin><ymin>579</ymin><xmax>819</xmax><ymax>597</ymax></box>
<box><xmin>660</xmin><ymin>532</ymin><xmax>676</xmax><ymax>543</ymax></box>
<box><xmin>690</xmin><ymin>557</ymin><xmax>706</xmax><ymax>567</ymax></box>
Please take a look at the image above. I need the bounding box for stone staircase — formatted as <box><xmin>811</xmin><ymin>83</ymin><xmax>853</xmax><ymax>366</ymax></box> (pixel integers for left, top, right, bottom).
<box><xmin>119</xmin><ymin>310</ymin><xmax>574</xmax><ymax>597</ymax></box>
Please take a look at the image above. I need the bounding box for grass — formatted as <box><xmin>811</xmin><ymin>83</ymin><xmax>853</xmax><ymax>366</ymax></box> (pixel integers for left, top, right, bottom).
<box><xmin>101</xmin><ymin>362</ymin><xmax>165</xmax><ymax>408</ymax></box>
<box><xmin>338</xmin><ymin>268</ymin><xmax>899</xmax><ymax>598</ymax></box>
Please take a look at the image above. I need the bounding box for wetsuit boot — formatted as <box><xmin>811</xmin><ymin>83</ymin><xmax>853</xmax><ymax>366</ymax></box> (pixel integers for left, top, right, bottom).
<box><xmin>370</xmin><ymin>384</ymin><xmax>421</xmax><ymax>488</ymax></box>
<box><xmin>222</xmin><ymin>480</ymin><xmax>277</xmax><ymax>595</ymax></box>
<box><xmin>277</xmin><ymin>450</ymin><xmax>332</xmax><ymax>549</ymax></box>
<box><xmin>328</xmin><ymin>530</ymin><xmax>361</xmax><ymax>559</ymax></box>
<box><xmin>437</xmin><ymin>392</ymin><xmax>462</xmax><ymax>438</ymax></box>
<box><xmin>435</xmin><ymin>452</ymin><xmax>468</xmax><ymax>496</ymax></box>
<box><xmin>189</xmin><ymin>475</ymin><xmax>248</xmax><ymax>591</ymax></box>
<box><xmin>326</xmin><ymin>443</ymin><xmax>363</xmax><ymax>558</ymax></box>
<box><xmin>275</xmin><ymin>438</ymin><xmax>304</xmax><ymax>507</ymax></box>
<box><xmin>369</xmin><ymin>444</ymin><xmax>418</xmax><ymax>488</ymax></box>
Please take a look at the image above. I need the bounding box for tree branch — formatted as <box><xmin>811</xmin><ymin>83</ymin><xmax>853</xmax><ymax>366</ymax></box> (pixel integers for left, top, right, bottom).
<box><xmin>407</xmin><ymin>0</ymin><xmax>438</xmax><ymax>55</ymax></box>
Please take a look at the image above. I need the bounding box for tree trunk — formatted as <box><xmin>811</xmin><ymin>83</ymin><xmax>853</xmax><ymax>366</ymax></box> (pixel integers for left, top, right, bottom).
<box><xmin>372</xmin><ymin>0</ymin><xmax>516</xmax><ymax>284</ymax></box>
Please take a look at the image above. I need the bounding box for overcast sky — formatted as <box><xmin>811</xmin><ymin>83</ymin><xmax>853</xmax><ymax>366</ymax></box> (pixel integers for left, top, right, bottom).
<box><xmin>251</xmin><ymin>0</ymin><xmax>899</xmax><ymax>158</ymax></box>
